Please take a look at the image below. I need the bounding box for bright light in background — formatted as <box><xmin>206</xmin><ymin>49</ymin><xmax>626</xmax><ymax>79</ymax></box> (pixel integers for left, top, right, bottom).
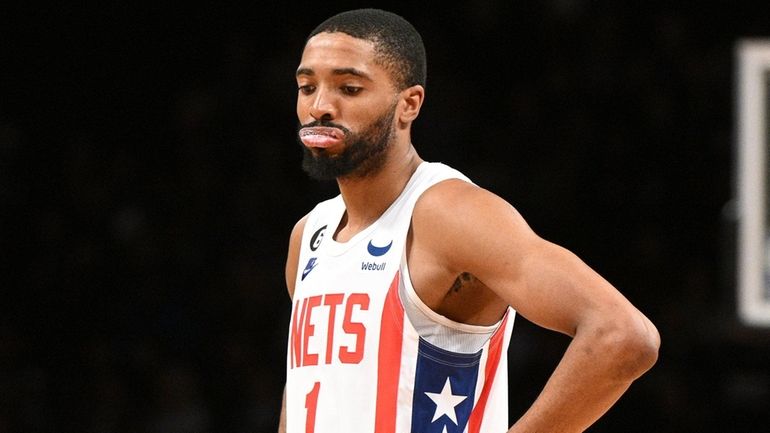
<box><xmin>736</xmin><ymin>39</ymin><xmax>770</xmax><ymax>326</ymax></box>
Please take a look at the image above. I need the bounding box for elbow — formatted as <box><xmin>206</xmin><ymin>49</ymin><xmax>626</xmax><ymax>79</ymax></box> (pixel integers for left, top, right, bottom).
<box><xmin>599</xmin><ymin>313</ymin><xmax>660</xmax><ymax>381</ymax></box>
<box><xmin>627</xmin><ymin>318</ymin><xmax>660</xmax><ymax>378</ymax></box>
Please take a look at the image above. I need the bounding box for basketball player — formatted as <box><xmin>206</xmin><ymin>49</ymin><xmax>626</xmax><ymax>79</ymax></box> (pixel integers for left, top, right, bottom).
<box><xmin>279</xmin><ymin>9</ymin><xmax>659</xmax><ymax>433</ymax></box>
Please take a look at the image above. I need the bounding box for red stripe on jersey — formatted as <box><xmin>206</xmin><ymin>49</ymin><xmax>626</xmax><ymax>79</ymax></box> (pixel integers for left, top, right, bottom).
<box><xmin>468</xmin><ymin>312</ymin><xmax>510</xmax><ymax>433</ymax></box>
<box><xmin>374</xmin><ymin>272</ymin><xmax>404</xmax><ymax>433</ymax></box>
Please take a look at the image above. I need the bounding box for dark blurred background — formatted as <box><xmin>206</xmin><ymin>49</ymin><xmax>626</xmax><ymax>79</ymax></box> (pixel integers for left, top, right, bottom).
<box><xmin>2</xmin><ymin>1</ymin><xmax>770</xmax><ymax>432</ymax></box>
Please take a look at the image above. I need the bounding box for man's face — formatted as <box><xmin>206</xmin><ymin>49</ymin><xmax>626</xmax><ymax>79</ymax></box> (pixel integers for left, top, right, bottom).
<box><xmin>296</xmin><ymin>32</ymin><xmax>399</xmax><ymax>180</ymax></box>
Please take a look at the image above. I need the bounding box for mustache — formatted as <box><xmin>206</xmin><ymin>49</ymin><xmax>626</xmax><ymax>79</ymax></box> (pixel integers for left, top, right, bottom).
<box><xmin>298</xmin><ymin>120</ymin><xmax>351</xmax><ymax>135</ymax></box>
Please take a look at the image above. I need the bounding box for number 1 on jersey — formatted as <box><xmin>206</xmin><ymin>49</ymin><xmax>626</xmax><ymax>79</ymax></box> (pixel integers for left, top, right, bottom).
<box><xmin>305</xmin><ymin>382</ymin><xmax>320</xmax><ymax>433</ymax></box>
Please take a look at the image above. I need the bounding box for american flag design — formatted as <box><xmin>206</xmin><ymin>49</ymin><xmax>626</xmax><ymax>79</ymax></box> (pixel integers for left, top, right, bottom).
<box><xmin>375</xmin><ymin>273</ymin><xmax>513</xmax><ymax>433</ymax></box>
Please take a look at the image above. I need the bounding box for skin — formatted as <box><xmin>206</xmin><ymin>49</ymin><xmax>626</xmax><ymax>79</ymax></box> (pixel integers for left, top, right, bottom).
<box><xmin>279</xmin><ymin>31</ymin><xmax>660</xmax><ymax>433</ymax></box>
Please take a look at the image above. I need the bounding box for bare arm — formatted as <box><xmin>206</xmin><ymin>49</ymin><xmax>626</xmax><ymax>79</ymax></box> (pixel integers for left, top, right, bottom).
<box><xmin>502</xmin><ymin>242</ymin><xmax>659</xmax><ymax>432</ymax></box>
<box><xmin>413</xmin><ymin>181</ymin><xmax>660</xmax><ymax>432</ymax></box>
<box><xmin>278</xmin><ymin>387</ymin><xmax>286</xmax><ymax>433</ymax></box>
<box><xmin>278</xmin><ymin>215</ymin><xmax>308</xmax><ymax>433</ymax></box>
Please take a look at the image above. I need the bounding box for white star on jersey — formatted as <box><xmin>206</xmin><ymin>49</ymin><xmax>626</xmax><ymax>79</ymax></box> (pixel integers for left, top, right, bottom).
<box><xmin>424</xmin><ymin>378</ymin><xmax>468</xmax><ymax>424</ymax></box>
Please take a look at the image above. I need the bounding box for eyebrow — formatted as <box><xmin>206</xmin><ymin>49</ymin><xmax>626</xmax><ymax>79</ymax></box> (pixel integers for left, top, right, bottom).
<box><xmin>295</xmin><ymin>67</ymin><xmax>372</xmax><ymax>81</ymax></box>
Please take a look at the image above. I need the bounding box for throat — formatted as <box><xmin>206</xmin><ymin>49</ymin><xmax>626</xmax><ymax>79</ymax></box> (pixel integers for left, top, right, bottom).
<box><xmin>332</xmin><ymin>208</ymin><xmax>381</xmax><ymax>243</ymax></box>
<box><xmin>334</xmin><ymin>151</ymin><xmax>423</xmax><ymax>242</ymax></box>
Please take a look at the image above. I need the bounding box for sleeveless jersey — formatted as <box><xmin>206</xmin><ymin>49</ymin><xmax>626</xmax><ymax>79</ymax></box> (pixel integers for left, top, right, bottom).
<box><xmin>286</xmin><ymin>162</ymin><xmax>516</xmax><ymax>433</ymax></box>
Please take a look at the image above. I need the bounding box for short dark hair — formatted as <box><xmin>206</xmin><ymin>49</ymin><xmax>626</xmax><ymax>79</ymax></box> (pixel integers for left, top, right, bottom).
<box><xmin>307</xmin><ymin>9</ymin><xmax>426</xmax><ymax>90</ymax></box>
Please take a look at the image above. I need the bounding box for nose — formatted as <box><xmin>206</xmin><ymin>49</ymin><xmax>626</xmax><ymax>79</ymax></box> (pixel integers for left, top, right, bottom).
<box><xmin>308</xmin><ymin>88</ymin><xmax>337</xmax><ymax>121</ymax></box>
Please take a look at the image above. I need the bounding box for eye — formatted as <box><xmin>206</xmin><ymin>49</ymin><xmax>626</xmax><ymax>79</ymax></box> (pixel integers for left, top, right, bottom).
<box><xmin>298</xmin><ymin>85</ymin><xmax>316</xmax><ymax>95</ymax></box>
<box><xmin>341</xmin><ymin>86</ymin><xmax>362</xmax><ymax>95</ymax></box>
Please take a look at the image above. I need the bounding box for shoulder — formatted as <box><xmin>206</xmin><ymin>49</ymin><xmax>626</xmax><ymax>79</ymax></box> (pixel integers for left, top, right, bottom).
<box><xmin>285</xmin><ymin>214</ymin><xmax>310</xmax><ymax>300</ymax></box>
<box><xmin>411</xmin><ymin>179</ymin><xmax>539</xmax><ymax>271</ymax></box>
<box><xmin>284</xmin><ymin>195</ymin><xmax>343</xmax><ymax>298</ymax></box>
<box><xmin>289</xmin><ymin>214</ymin><xmax>309</xmax><ymax>250</ymax></box>
<box><xmin>413</xmin><ymin>178</ymin><xmax>523</xmax><ymax>233</ymax></box>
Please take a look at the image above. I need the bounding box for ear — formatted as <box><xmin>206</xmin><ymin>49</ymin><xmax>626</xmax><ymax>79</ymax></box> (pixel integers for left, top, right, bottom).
<box><xmin>397</xmin><ymin>85</ymin><xmax>425</xmax><ymax>127</ymax></box>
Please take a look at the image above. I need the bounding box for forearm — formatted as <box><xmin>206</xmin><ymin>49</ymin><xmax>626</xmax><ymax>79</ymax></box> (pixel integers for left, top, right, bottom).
<box><xmin>509</xmin><ymin>317</ymin><xmax>658</xmax><ymax>432</ymax></box>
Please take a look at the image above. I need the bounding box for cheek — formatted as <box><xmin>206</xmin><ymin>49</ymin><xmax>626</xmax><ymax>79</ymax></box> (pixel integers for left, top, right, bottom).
<box><xmin>296</xmin><ymin>93</ymin><xmax>318</xmax><ymax>121</ymax></box>
<box><xmin>349</xmin><ymin>102</ymin><xmax>387</xmax><ymax>126</ymax></box>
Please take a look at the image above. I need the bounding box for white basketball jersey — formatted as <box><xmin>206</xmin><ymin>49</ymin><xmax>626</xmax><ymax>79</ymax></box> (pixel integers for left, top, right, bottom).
<box><xmin>286</xmin><ymin>162</ymin><xmax>516</xmax><ymax>433</ymax></box>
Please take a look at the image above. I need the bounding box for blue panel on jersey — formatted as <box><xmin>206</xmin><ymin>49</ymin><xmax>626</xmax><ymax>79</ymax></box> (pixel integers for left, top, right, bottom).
<box><xmin>410</xmin><ymin>338</ymin><xmax>482</xmax><ymax>433</ymax></box>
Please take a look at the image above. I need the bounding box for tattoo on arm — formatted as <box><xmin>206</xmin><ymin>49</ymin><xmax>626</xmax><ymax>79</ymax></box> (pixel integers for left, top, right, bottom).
<box><xmin>450</xmin><ymin>272</ymin><xmax>474</xmax><ymax>292</ymax></box>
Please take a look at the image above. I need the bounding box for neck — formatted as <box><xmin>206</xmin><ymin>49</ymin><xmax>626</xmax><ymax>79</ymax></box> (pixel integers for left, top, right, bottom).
<box><xmin>334</xmin><ymin>143</ymin><xmax>422</xmax><ymax>242</ymax></box>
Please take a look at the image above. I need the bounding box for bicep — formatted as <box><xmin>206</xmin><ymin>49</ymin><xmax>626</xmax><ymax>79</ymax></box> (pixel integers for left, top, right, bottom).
<box><xmin>422</xmin><ymin>183</ymin><xmax>635</xmax><ymax>337</ymax></box>
<box><xmin>490</xmin><ymin>236</ymin><xmax>629</xmax><ymax>337</ymax></box>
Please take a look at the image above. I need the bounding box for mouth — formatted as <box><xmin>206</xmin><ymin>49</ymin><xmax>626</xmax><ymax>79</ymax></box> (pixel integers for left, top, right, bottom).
<box><xmin>299</xmin><ymin>126</ymin><xmax>345</xmax><ymax>149</ymax></box>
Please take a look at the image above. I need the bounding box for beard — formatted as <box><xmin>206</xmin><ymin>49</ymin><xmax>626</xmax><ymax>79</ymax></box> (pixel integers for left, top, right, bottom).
<box><xmin>298</xmin><ymin>102</ymin><xmax>397</xmax><ymax>181</ymax></box>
